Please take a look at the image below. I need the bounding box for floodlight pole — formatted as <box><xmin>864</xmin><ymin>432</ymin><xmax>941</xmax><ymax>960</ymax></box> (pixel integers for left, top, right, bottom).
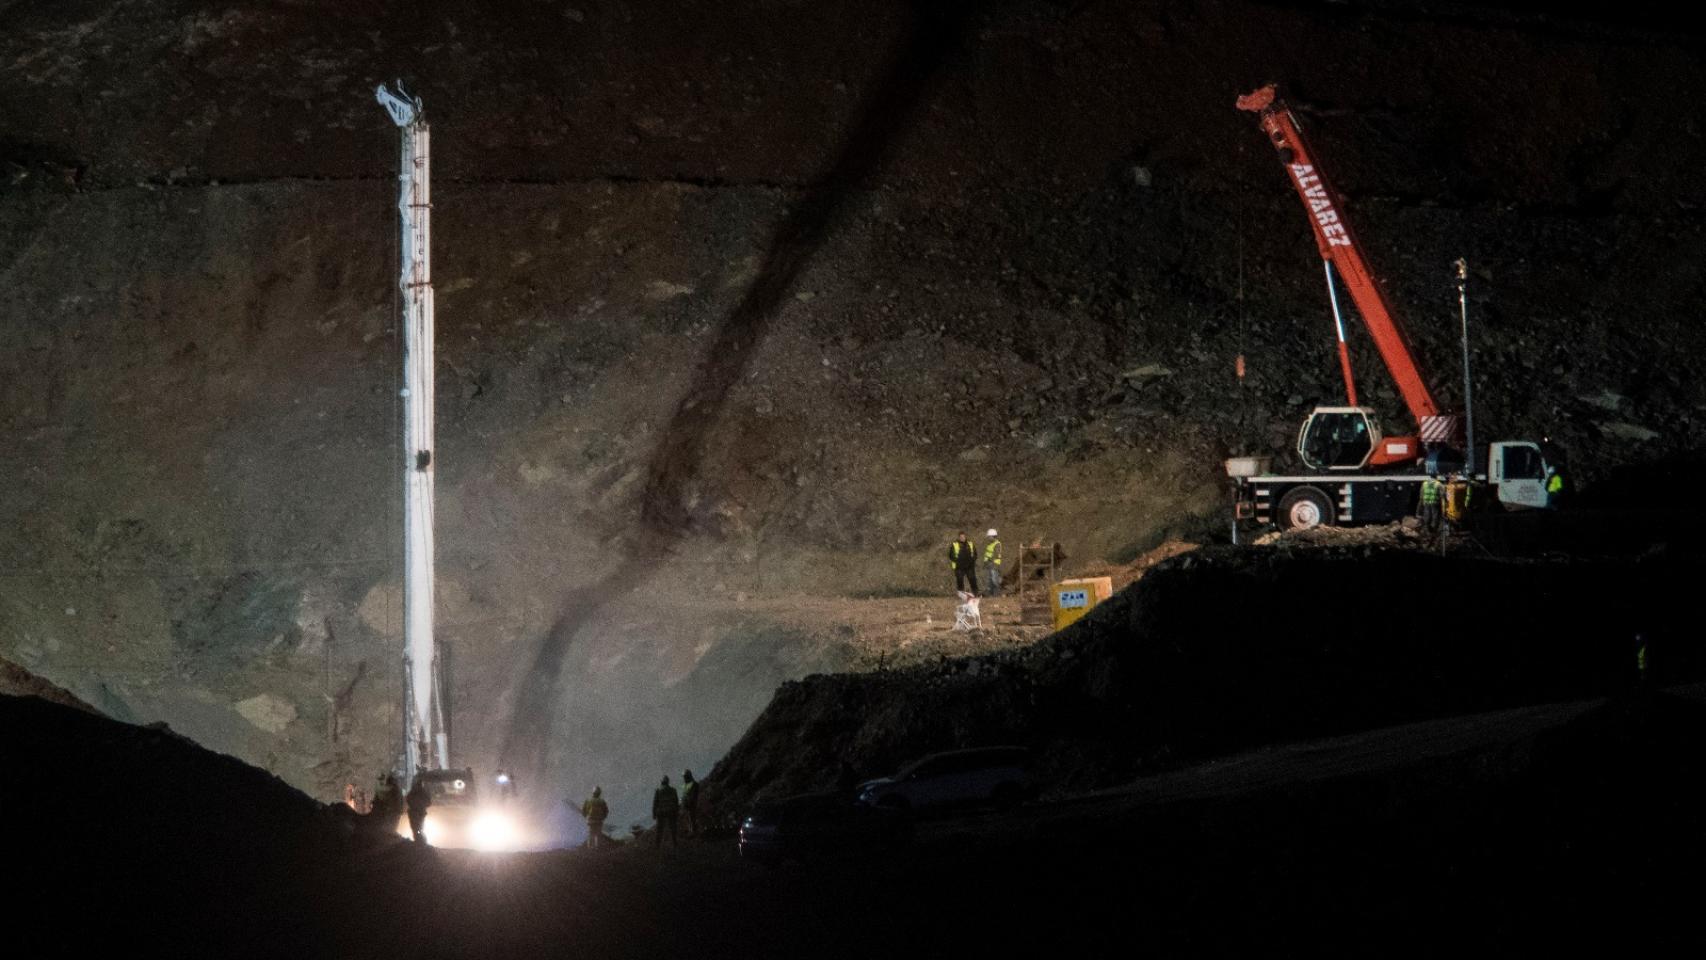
<box><xmin>1455</xmin><ymin>258</ymin><xmax>1476</xmax><ymax>476</ymax></box>
<box><xmin>377</xmin><ymin>82</ymin><xmax>449</xmax><ymax>784</ymax></box>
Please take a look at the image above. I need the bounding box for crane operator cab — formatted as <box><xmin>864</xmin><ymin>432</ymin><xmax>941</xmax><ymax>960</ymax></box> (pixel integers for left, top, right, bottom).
<box><xmin>1298</xmin><ymin>407</ymin><xmax>1421</xmax><ymax>471</ymax></box>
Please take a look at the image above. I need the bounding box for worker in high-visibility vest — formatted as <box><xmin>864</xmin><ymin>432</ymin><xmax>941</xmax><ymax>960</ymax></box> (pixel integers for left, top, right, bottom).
<box><xmin>1442</xmin><ymin>473</ymin><xmax>1471</xmax><ymax>534</ymax></box>
<box><xmin>982</xmin><ymin>529</ymin><xmax>1003</xmax><ymax>597</ymax></box>
<box><xmin>948</xmin><ymin>532</ymin><xmax>978</xmax><ymax>596</ymax></box>
<box><xmin>1546</xmin><ymin>466</ymin><xmax>1566</xmax><ymax>507</ymax></box>
<box><xmin>1418</xmin><ymin>475</ymin><xmax>1444</xmax><ymax>538</ymax></box>
<box><xmin>578</xmin><ymin>786</ymin><xmax>609</xmax><ymax>848</ymax></box>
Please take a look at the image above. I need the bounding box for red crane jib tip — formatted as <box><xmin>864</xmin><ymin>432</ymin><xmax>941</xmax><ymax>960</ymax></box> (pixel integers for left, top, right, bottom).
<box><xmin>1236</xmin><ymin>85</ymin><xmax>1278</xmax><ymax>112</ymax></box>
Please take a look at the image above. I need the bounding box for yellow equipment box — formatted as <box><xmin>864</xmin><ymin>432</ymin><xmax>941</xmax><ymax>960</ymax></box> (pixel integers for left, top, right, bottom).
<box><xmin>1050</xmin><ymin>577</ymin><xmax>1113</xmax><ymax>631</ymax></box>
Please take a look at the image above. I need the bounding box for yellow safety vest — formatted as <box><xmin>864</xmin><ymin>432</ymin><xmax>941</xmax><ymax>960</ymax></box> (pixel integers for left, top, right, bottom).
<box><xmin>983</xmin><ymin>540</ymin><xmax>1002</xmax><ymax>565</ymax></box>
<box><xmin>1443</xmin><ymin>482</ymin><xmax>1470</xmax><ymax>521</ymax></box>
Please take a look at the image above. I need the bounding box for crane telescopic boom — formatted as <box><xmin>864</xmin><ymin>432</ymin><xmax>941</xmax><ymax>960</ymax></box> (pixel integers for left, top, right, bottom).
<box><xmin>1237</xmin><ymin>84</ymin><xmax>1459</xmax><ymax>448</ymax></box>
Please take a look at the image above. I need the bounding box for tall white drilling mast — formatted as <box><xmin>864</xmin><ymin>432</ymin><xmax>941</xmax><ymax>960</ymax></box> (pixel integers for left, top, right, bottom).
<box><xmin>376</xmin><ymin>82</ymin><xmax>449</xmax><ymax>783</ymax></box>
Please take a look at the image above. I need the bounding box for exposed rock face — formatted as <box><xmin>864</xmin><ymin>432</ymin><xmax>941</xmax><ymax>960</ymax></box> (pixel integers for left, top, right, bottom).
<box><xmin>235</xmin><ymin>693</ymin><xmax>299</xmax><ymax>733</ymax></box>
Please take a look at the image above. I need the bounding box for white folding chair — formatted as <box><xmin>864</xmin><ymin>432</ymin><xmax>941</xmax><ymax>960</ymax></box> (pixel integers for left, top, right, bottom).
<box><xmin>953</xmin><ymin>592</ymin><xmax>982</xmax><ymax>632</ymax></box>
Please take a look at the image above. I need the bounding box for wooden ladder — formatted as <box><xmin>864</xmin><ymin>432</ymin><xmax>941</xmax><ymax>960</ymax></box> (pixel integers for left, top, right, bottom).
<box><xmin>1016</xmin><ymin>542</ymin><xmax>1056</xmax><ymax>625</ymax></box>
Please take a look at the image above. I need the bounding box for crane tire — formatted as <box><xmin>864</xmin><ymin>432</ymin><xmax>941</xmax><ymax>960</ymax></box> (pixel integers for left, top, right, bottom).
<box><xmin>1277</xmin><ymin>486</ymin><xmax>1335</xmax><ymax>531</ymax></box>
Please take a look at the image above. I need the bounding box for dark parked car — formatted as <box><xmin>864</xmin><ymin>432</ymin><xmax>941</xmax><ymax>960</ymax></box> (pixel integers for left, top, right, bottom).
<box><xmin>739</xmin><ymin>791</ymin><xmax>911</xmax><ymax>866</ymax></box>
<box><xmin>855</xmin><ymin>746</ymin><xmax>1033</xmax><ymax>814</ymax></box>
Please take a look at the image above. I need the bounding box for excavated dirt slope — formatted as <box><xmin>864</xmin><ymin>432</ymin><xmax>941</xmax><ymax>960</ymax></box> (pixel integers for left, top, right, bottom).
<box><xmin>5</xmin><ymin>0</ymin><xmax>1706</xmax><ymax>817</ymax></box>
<box><xmin>706</xmin><ymin>542</ymin><xmax>1706</xmax><ymax>813</ymax></box>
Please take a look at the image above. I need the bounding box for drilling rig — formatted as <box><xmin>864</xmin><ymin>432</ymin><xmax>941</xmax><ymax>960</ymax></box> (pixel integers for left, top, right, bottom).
<box><xmin>376</xmin><ymin>82</ymin><xmax>450</xmax><ymax>784</ymax></box>
<box><xmin>370</xmin><ymin>84</ymin><xmax>522</xmax><ymax>851</ymax></box>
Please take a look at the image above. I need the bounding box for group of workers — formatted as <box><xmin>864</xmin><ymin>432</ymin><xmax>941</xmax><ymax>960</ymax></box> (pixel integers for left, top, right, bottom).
<box><xmin>1418</xmin><ymin>462</ymin><xmax>1566</xmax><ymax>541</ymax></box>
<box><xmin>1417</xmin><ymin>473</ymin><xmax>1472</xmax><ymax>539</ymax></box>
<box><xmin>948</xmin><ymin>528</ymin><xmax>1004</xmax><ymax>597</ymax></box>
<box><xmin>572</xmin><ymin>769</ymin><xmax>702</xmax><ymax>849</ymax></box>
<box><xmin>345</xmin><ymin>766</ymin><xmax>705</xmax><ymax>850</ymax></box>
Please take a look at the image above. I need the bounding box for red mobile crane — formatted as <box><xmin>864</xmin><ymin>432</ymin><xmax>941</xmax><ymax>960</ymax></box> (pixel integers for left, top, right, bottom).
<box><xmin>1228</xmin><ymin>85</ymin><xmax>1561</xmax><ymax>530</ymax></box>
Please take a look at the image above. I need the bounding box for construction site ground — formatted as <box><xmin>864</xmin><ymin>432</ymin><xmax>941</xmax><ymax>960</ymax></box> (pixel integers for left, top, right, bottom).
<box><xmin>684</xmin><ymin>537</ymin><xmax>1198</xmax><ymax>671</ymax></box>
<box><xmin>11</xmin><ymin>679</ymin><xmax>1703</xmax><ymax>955</ymax></box>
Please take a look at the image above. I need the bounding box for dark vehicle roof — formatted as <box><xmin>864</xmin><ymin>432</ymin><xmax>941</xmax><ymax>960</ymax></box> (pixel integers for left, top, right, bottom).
<box><xmin>746</xmin><ymin>790</ymin><xmax>889</xmax><ymax>826</ymax></box>
<box><xmin>750</xmin><ymin>791</ymin><xmax>843</xmax><ymax>815</ymax></box>
<box><xmin>897</xmin><ymin>746</ymin><xmax>1029</xmax><ymax>776</ymax></box>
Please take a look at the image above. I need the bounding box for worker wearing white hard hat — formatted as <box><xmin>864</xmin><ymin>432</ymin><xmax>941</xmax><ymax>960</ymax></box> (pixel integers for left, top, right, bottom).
<box><xmin>982</xmin><ymin>529</ymin><xmax>1004</xmax><ymax>597</ymax></box>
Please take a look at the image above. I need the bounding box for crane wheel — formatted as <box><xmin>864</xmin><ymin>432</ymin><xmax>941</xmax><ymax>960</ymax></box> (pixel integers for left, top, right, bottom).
<box><xmin>1277</xmin><ymin>486</ymin><xmax>1334</xmax><ymax>531</ymax></box>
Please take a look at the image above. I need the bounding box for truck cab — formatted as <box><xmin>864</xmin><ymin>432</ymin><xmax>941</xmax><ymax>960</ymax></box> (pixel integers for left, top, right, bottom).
<box><xmin>1488</xmin><ymin>440</ymin><xmax>1564</xmax><ymax>509</ymax></box>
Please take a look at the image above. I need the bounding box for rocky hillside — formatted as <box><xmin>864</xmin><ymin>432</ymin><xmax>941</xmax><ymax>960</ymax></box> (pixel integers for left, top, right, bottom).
<box><xmin>4</xmin><ymin>0</ymin><xmax>1704</xmax><ymax>816</ymax></box>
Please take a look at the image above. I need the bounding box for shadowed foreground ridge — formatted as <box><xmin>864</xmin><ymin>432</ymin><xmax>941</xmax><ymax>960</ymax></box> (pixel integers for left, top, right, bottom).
<box><xmin>9</xmin><ymin>642</ymin><xmax>1706</xmax><ymax>955</ymax></box>
<box><xmin>707</xmin><ymin>546</ymin><xmax>1706</xmax><ymax>811</ymax></box>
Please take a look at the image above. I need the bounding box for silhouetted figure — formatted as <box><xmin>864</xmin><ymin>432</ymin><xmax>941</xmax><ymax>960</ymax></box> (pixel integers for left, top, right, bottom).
<box><xmin>405</xmin><ymin>777</ymin><xmax>432</xmax><ymax>844</ymax></box>
<box><xmin>653</xmin><ymin>776</ymin><xmax>680</xmax><ymax>848</ymax></box>
<box><xmin>579</xmin><ymin>787</ymin><xmax>609</xmax><ymax>849</ymax></box>
<box><xmin>494</xmin><ymin>769</ymin><xmax>518</xmax><ymax>804</ymax></box>
<box><xmin>681</xmin><ymin>770</ymin><xmax>701</xmax><ymax>837</ymax></box>
<box><xmin>371</xmin><ymin>773</ymin><xmax>402</xmax><ymax>828</ymax></box>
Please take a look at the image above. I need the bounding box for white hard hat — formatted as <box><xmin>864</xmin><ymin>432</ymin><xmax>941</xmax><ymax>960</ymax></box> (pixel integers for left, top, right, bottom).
<box><xmin>987</xmin><ymin>528</ymin><xmax>998</xmax><ymax>537</ymax></box>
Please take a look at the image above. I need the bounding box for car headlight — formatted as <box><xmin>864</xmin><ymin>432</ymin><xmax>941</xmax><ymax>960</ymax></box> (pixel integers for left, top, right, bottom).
<box><xmin>469</xmin><ymin>810</ymin><xmax>517</xmax><ymax>852</ymax></box>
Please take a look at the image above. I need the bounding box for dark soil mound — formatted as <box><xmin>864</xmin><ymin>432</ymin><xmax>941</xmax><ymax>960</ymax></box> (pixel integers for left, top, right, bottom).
<box><xmin>2</xmin><ymin>694</ymin><xmax>351</xmax><ymax>956</ymax></box>
<box><xmin>0</xmin><ymin>656</ymin><xmax>98</xmax><ymax>714</ymax></box>
<box><xmin>706</xmin><ymin>545</ymin><xmax>1706</xmax><ymax>814</ymax></box>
